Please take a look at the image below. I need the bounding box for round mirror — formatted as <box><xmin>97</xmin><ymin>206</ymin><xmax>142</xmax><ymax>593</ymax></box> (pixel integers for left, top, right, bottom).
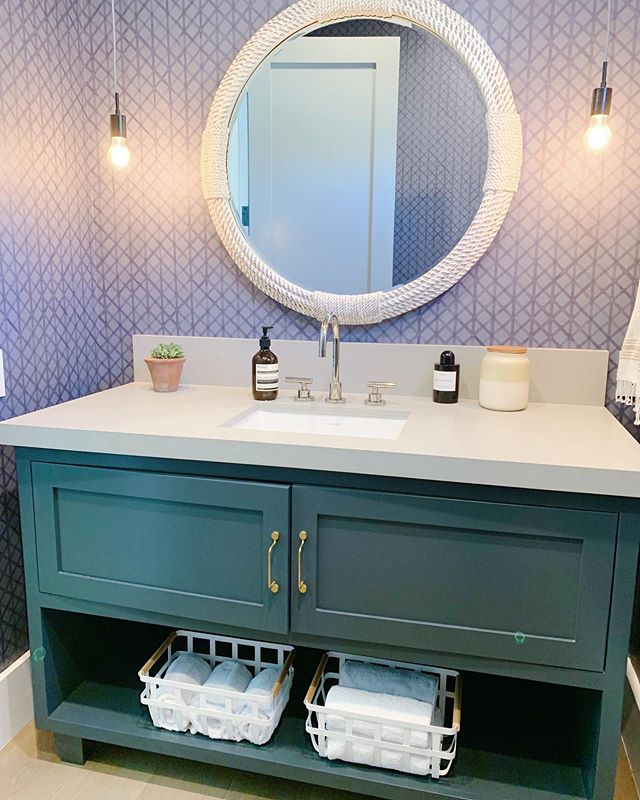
<box><xmin>228</xmin><ymin>18</ymin><xmax>488</xmax><ymax>294</ymax></box>
<box><xmin>202</xmin><ymin>0</ymin><xmax>522</xmax><ymax>324</ymax></box>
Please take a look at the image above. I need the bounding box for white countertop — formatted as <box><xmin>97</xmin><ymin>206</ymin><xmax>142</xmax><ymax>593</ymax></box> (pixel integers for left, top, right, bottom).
<box><xmin>1</xmin><ymin>382</ymin><xmax>640</xmax><ymax>498</ymax></box>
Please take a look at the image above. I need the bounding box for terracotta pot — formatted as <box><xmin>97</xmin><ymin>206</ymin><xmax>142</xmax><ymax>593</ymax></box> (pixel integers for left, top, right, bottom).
<box><xmin>144</xmin><ymin>357</ymin><xmax>186</xmax><ymax>393</ymax></box>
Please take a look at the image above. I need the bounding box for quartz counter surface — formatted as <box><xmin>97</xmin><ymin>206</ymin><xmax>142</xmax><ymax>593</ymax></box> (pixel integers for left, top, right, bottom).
<box><xmin>1</xmin><ymin>382</ymin><xmax>639</xmax><ymax>497</ymax></box>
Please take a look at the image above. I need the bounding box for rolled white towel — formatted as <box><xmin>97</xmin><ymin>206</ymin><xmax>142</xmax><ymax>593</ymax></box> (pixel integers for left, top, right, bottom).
<box><xmin>151</xmin><ymin>653</ymin><xmax>212</xmax><ymax>732</ymax></box>
<box><xmin>324</xmin><ymin>685</ymin><xmax>432</xmax><ymax>748</ymax></box>
<box><xmin>236</xmin><ymin>668</ymin><xmax>286</xmax><ymax>745</ymax></box>
<box><xmin>340</xmin><ymin>660</ymin><xmax>438</xmax><ymax>706</ymax></box>
<box><xmin>237</xmin><ymin>668</ymin><xmax>280</xmax><ymax>717</ymax></box>
<box><xmin>164</xmin><ymin>653</ymin><xmax>212</xmax><ymax>705</ymax></box>
<box><xmin>190</xmin><ymin>660</ymin><xmax>252</xmax><ymax>739</ymax></box>
<box><xmin>203</xmin><ymin>660</ymin><xmax>253</xmax><ymax>696</ymax></box>
<box><xmin>165</xmin><ymin>652</ymin><xmax>212</xmax><ymax>685</ymax></box>
<box><xmin>325</xmin><ymin>739</ymin><xmax>429</xmax><ymax>776</ymax></box>
<box><xmin>149</xmin><ymin>690</ymin><xmax>191</xmax><ymax>733</ymax></box>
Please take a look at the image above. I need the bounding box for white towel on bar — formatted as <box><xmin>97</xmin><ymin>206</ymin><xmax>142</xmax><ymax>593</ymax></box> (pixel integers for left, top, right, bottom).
<box><xmin>325</xmin><ymin>739</ymin><xmax>430</xmax><ymax>776</ymax></box>
<box><xmin>616</xmin><ymin>283</ymin><xmax>640</xmax><ymax>424</ymax></box>
<box><xmin>324</xmin><ymin>685</ymin><xmax>433</xmax><ymax>748</ymax></box>
<box><xmin>340</xmin><ymin>660</ymin><xmax>438</xmax><ymax>705</ymax></box>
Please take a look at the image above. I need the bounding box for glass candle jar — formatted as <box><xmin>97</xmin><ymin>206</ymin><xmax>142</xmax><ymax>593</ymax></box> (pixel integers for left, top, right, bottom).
<box><xmin>479</xmin><ymin>346</ymin><xmax>530</xmax><ymax>411</ymax></box>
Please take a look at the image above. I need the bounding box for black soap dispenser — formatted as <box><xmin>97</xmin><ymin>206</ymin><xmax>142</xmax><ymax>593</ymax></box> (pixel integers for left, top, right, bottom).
<box><xmin>433</xmin><ymin>350</ymin><xmax>460</xmax><ymax>404</ymax></box>
<box><xmin>252</xmin><ymin>326</ymin><xmax>279</xmax><ymax>401</ymax></box>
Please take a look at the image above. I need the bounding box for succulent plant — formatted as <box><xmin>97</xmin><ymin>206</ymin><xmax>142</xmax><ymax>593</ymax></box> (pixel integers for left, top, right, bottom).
<box><xmin>149</xmin><ymin>342</ymin><xmax>185</xmax><ymax>360</ymax></box>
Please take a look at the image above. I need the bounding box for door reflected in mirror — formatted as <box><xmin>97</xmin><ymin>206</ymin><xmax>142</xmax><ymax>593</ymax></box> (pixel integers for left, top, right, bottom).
<box><xmin>228</xmin><ymin>18</ymin><xmax>488</xmax><ymax>295</ymax></box>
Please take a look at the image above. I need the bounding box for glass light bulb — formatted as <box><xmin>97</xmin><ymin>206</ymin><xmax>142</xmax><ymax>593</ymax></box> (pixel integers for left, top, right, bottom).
<box><xmin>108</xmin><ymin>136</ymin><xmax>131</xmax><ymax>168</ymax></box>
<box><xmin>584</xmin><ymin>114</ymin><xmax>612</xmax><ymax>153</ymax></box>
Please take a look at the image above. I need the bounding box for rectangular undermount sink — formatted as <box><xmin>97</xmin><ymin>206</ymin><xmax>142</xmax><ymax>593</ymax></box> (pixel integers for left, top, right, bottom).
<box><xmin>223</xmin><ymin>405</ymin><xmax>409</xmax><ymax>440</ymax></box>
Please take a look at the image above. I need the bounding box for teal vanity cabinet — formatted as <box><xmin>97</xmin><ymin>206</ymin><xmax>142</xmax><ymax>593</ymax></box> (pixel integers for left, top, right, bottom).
<box><xmin>30</xmin><ymin>461</ymin><xmax>290</xmax><ymax>633</ymax></box>
<box><xmin>16</xmin><ymin>449</ymin><xmax>640</xmax><ymax>800</ymax></box>
<box><xmin>290</xmin><ymin>486</ymin><xmax>617</xmax><ymax>672</ymax></box>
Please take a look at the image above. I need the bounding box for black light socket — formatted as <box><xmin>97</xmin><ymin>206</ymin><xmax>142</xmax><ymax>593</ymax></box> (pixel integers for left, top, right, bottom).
<box><xmin>110</xmin><ymin>92</ymin><xmax>127</xmax><ymax>137</ymax></box>
<box><xmin>590</xmin><ymin>61</ymin><xmax>613</xmax><ymax>116</ymax></box>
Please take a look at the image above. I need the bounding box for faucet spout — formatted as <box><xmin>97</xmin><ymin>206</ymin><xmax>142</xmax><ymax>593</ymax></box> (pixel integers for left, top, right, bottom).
<box><xmin>319</xmin><ymin>313</ymin><xmax>344</xmax><ymax>403</ymax></box>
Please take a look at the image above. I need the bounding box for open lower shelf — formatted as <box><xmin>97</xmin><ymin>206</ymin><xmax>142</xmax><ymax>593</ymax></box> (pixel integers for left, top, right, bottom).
<box><xmin>49</xmin><ymin>680</ymin><xmax>587</xmax><ymax>800</ymax></box>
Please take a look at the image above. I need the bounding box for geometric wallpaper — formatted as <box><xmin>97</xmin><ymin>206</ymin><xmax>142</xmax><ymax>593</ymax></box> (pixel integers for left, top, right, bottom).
<box><xmin>0</xmin><ymin>0</ymin><xmax>104</xmax><ymax>671</ymax></box>
<box><xmin>82</xmin><ymin>0</ymin><xmax>640</xmax><ymax>408</ymax></box>
<box><xmin>1</xmin><ymin>0</ymin><xmax>640</xmax><ymax>669</ymax></box>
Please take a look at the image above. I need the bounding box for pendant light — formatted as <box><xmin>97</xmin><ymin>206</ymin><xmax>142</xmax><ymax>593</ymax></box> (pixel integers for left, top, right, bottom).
<box><xmin>107</xmin><ymin>0</ymin><xmax>131</xmax><ymax>169</ymax></box>
<box><xmin>584</xmin><ymin>0</ymin><xmax>613</xmax><ymax>153</ymax></box>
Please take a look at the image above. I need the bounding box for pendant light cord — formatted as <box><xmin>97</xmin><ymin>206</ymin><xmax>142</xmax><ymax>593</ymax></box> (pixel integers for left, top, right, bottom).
<box><xmin>603</xmin><ymin>0</ymin><xmax>612</xmax><ymax>68</ymax></box>
<box><xmin>110</xmin><ymin>0</ymin><xmax>118</xmax><ymax>96</ymax></box>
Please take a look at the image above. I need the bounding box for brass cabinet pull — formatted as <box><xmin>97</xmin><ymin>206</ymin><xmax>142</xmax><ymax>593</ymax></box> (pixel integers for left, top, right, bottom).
<box><xmin>268</xmin><ymin>531</ymin><xmax>280</xmax><ymax>594</ymax></box>
<box><xmin>298</xmin><ymin>531</ymin><xmax>308</xmax><ymax>594</ymax></box>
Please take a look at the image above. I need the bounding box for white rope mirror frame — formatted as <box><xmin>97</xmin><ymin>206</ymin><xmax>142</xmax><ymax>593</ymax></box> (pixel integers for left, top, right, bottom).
<box><xmin>201</xmin><ymin>0</ymin><xmax>522</xmax><ymax>325</ymax></box>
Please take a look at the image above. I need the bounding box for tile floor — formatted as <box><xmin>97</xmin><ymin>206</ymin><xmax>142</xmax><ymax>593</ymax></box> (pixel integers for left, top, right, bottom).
<box><xmin>0</xmin><ymin>723</ymin><xmax>638</xmax><ymax>800</ymax></box>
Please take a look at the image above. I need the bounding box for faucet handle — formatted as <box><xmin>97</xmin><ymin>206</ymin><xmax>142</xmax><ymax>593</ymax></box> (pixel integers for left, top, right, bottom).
<box><xmin>286</xmin><ymin>376</ymin><xmax>314</xmax><ymax>402</ymax></box>
<box><xmin>365</xmin><ymin>381</ymin><xmax>397</xmax><ymax>406</ymax></box>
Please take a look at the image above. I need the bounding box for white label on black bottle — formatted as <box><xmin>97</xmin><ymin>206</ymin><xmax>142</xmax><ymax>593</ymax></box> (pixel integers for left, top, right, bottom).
<box><xmin>255</xmin><ymin>364</ymin><xmax>279</xmax><ymax>392</ymax></box>
<box><xmin>433</xmin><ymin>370</ymin><xmax>457</xmax><ymax>392</ymax></box>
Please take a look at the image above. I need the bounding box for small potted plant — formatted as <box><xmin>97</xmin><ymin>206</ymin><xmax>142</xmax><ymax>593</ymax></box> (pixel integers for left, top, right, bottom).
<box><xmin>145</xmin><ymin>342</ymin><xmax>186</xmax><ymax>393</ymax></box>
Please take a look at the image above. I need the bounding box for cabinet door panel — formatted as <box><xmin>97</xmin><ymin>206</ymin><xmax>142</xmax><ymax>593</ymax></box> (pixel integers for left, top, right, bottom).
<box><xmin>291</xmin><ymin>486</ymin><xmax>616</xmax><ymax>670</ymax></box>
<box><xmin>33</xmin><ymin>463</ymin><xmax>290</xmax><ymax>633</ymax></box>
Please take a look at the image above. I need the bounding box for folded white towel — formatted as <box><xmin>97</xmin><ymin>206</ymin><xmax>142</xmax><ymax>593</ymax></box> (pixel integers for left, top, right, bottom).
<box><xmin>324</xmin><ymin>685</ymin><xmax>432</xmax><ymax>748</ymax></box>
<box><xmin>340</xmin><ymin>660</ymin><xmax>438</xmax><ymax>705</ymax></box>
<box><xmin>325</xmin><ymin>739</ymin><xmax>429</xmax><ymax>776</ymax></box>
<box><xmin>236</xmin><ymin>668</ymin><xmax>284</xmax><ymax>745</ymax></box>
<box><xmin>617</xmin><ymin>284</ymin><xmax>640</xmax><ymax>424</ymax></box>
<box><xmin>190</xmin><ymin>660</ymin><xmax>252</xmax><ymax>739</ymax></box>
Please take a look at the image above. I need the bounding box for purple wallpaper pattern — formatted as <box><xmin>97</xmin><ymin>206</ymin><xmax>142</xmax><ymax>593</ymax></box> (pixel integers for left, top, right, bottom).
<box><xmin>83</xmin><ymin>0</ymin><xmax>640</xmax><ymax>422</ymax></box>
<box><xmin>0</xmin><ymin>0</ymin><xmax>105</xmax><ymax>669</ymax></box>
<box><xmin>1</xmin><ymin>0</ymin><xmax>639</xmax><ymax>669</ymax></box>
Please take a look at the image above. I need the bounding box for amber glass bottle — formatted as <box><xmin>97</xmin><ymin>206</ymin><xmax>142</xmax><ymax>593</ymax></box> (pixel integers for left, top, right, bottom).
<box><xmin>252</xmin><ymin>326</ymin><xmax>278</xmax><ymax>401</ymax></box>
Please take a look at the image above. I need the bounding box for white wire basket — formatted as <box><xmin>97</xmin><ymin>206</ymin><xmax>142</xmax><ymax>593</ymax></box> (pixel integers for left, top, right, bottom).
<box><xmin>139</xmin><ymin>630</ymin><xmax>294</xmax><ymax>745</ymax></box>
<box><xmin>304</xmin><ymin>652</ymin><xmax>461</xmax><ymax>779</ymax></box>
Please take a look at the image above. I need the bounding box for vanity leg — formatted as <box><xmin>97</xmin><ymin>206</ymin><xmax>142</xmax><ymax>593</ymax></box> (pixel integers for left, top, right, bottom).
<box><xmin>54</xmin><ymin>733</ymin><xmax>93</xmax><ymax>765</ymax></box>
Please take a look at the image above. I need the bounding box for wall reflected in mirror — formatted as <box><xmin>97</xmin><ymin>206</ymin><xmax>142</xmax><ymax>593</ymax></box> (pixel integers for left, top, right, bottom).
<box><xmin>228</xmin><ymin>18</ymin><xmax>487</xmax><ymax>295</ymax></box>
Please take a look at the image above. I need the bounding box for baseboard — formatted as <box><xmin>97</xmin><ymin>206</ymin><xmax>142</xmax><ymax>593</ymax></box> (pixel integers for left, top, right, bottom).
<box><xmin>0</xmin><ymin>652</ymin><xmax>33</xmax><ymax>750</ymax></box>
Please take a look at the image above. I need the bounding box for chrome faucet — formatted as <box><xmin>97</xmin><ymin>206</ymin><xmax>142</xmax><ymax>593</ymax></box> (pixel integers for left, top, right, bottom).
<box><xmin>319</xmin><ymin>313</ymin><xmax>345</xmax><ymax>403</ymax></box>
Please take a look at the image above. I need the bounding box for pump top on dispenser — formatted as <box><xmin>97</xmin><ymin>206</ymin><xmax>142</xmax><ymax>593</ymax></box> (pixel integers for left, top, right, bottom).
<box><xmin>259</xmin><ymin>326</ymin><xmax>272</xmax><ymax>348</ymax></box>
<box><xmin>252</xmin><ymin>326</ymin><xmax>279</xmax><ymax>401</ymax></box>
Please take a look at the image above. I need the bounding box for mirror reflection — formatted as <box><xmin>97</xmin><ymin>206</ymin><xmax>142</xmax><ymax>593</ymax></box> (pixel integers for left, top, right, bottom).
<box><xmin>228</xmin><ymin>18</ymin><xmax>487</xmax><ymax>295</ymax></box>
